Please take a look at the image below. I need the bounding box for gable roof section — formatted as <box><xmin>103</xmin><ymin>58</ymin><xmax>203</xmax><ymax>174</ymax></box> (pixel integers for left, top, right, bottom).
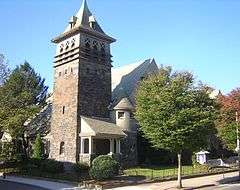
<box><xmin>111</xmin><ymin>58</ymin><xmax>159</xmax><ymax>107</ymax></box>
<box><xmin>81</xmin><ymin>116</ymin><xmax>126</xmax><ymax>137</ymax></box>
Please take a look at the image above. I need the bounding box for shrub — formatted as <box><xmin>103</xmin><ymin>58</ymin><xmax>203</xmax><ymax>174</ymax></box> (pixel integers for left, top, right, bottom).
<box><xmin>74</xmin><ymin>162</ymin><xmax>89</xmax><ymax>173</ymax></box>
<box><xmin>32</xmin><ymin>134</ymin><xmax>44</xmax><ymax>160</ymax></box>
<box><xmin>89</xmin><ymin>155</ymin><xmax>119</xmax><ymax>180</ymax></box>
<box><xmin>40</xmin><ymin>159</ymin><xmax>64</xmax><ymax>173</ymax></box>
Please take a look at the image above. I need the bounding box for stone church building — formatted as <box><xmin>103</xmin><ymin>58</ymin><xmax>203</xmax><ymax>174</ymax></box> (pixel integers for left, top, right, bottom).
<box><xmin>49</xmin><ymin>0</ymin><xmax>159</xmax><ymax>166</ymax></box>
<box><xmin>1</xmin><ymin>0</ymin><xmax>158</xmax><ymax>167</ymax></box>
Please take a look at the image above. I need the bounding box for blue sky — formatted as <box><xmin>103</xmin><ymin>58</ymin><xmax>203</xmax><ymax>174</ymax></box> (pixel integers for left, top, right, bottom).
<box><xmin>0</xmin><ymin>0</ymin><xmax>240</xmax><ymax>93</ymax></box>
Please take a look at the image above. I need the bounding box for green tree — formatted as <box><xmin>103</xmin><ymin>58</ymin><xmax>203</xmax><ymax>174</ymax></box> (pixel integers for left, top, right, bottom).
<box><xmin>32</xmin><ymin>134</ymin><xmax>44</xmax><ymax>159</ymax></box>
<box><xmin>0</xmin><ymin>62</ymin><xmax>48</xmax><ymax>159</ymax></box>
<box><xmin>218</xmin><ymin>123</ymin><xmax>238</xmax><ymax>151</ymax></box>
<box><xmin>135</xmin><ymin>67</ymin><xmax>217</xmax><ymax>188</ymax></box>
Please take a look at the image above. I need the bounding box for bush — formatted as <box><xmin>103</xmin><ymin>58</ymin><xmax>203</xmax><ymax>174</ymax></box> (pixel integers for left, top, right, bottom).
<box><xmin>89</xmin><ymin>155</ymin><xmax>119</xmax><ymax>180</ymax></box>
<box><xmin>32</xmin><ymin>134</ymin><xmax>44</xmax><ymax>160</ymax></box>
<box><xmin>74</xmin><ymin>162</ymin><xmax>89</xmax><ymax>173</ymax></box>
<box><xmin>40</xmin><ymin>159</ymin><xmax>64</xmax><ymax>173</ymax></box>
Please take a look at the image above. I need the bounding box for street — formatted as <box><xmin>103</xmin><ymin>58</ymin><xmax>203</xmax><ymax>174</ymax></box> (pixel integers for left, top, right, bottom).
<box><xmin>202</xmin><ymin>184</ymin><xmax>240</xmax><ymax>190</ymax></box>
<box><xmin>0</xmin><ymin>180</ymin><xmax>49</xmax><ymax>190</ymax></box>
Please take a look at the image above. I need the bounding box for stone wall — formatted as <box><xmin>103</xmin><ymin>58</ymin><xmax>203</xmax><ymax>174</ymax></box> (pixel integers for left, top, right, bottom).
<box><xmin>78</xmin><ymin>59</ymin><xmax>112</xmax><ymax>118</ymax></box>
<box><xmin>50</xmin><ymin>33</ymin><xmax>113</xmax><ymax>164</ymax></box>
<box><xmin>121</xmin><ymin>131</ymin><xmax>138</xmax><ymax>167</ymax></box>
<box><xmin>50</xmin><ymin>59</ymin><xmax>80</xmax><ymax>163</ymax></box>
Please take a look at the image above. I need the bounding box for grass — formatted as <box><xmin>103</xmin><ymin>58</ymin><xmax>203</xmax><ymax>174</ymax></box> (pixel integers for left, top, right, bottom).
<box><xmin>124</xmin><ymin>165</ymin><xmax>234</xmax><ymax>179</ymax></box>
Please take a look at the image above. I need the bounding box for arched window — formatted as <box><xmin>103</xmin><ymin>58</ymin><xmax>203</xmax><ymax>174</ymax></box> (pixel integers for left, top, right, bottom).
<box><xmin>59</xmin><ymin>142</ymin><xmax>65</xmax><ymax>155</ymax></box>
<box><xmin>85</xmin><ymin>42</ymin><xmax>90</xmax><ymax>53</ymax></box>
<box><xmin>71</xmin><ymin>38</ymin><xmax>75</xmax><ymax>47</ymax></box>
<box><xmin>92</xmin><ymin>41</ymin><xmax>98</xmax><ymax>57</ymax></box>
<box><xmin>65</xmin><ymin>41</ymin><xmax>69</xmax><ymax>50</ymax></box>
<box><xmin>60</xmin><ymin>44</ymin><xmax>64</xmax><ymax>53</ymax></box>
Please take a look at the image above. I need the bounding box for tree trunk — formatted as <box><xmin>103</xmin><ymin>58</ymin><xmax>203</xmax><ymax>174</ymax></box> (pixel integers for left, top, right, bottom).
<box><xmin>177</xmin><ymin>153</ymin><xmax>182</xmax><ymax>189</ymax></box>
<box><xmin>21</xmin><ymin>135</ymin><xmax>28</xmax><ymax>160</ymax></box>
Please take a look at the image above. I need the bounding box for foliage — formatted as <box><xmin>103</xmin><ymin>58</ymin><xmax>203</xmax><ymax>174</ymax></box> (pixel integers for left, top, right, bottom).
<box><xmin>135</xmin><ymin>66</ymin><xmax>217</xmax><ymax>187</ymax></box>
<box><xmin>0</xmin><ymin>142</ymin><xmax>16</xmax><ymax>162</ymax></box>
<box><xmin>218</xmin><ymin>123</ymin><xmax>239</xmax><ymax>151</ymax></box>
<box><xmin>74</xmin><ymin>162</ymin><xmax>89</xmax><ymax>173</ymax></box>
<box><xmin>0</xmin><ymin>54</ymin><xmax>10</xmax><ymax>86</ymax></box>
<box><xmin>32</xmin><ymin>134</ymin><xmax>44</xmax><ymax>159</ymax></box>
<box><xmin>0</xmin><ymin>142</ymin><xmax>24</xmax><ymax>163</ymax></box>
<box><xmin>135</xmin><ymin>67</ymin><xmax>217</xmax><ymax>153</ymax></box>
<box><xmin>20</xmin><ymin>158</ymin><xmax>64</xmax><ymax>174</ymax></box>
<box><xmin>89</xmin><ymin>155</ymin><xmax>119</xmax><ymax>180</ymax></box>
<box><xmin>191</xmin><ymin>152</ymin><xmax>199</xmax><ymax>167</ymax></box>
<box><xmin>216</xmin><ymin>88</ymin><xmax>240</xmax><ymax>151</ymax></box>
<box><xmin>0</xmin><ymin>62</ymin><xmax>48</xmax><ymax>160</ymax></box>
<box><xmin>39</xmin><ymin>159</ymin><xmax>64</xmax><ymax>173</ymax></box>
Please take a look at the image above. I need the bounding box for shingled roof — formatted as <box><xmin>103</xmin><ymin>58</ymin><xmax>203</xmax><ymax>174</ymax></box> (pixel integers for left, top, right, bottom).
<box><xmin>111</xmin><ymin>58</ymin><xmax>159</xmax><ymax>107</ymax></box>
<box><xmin>114</xmin><ymin>97</ymin><xmax>134</xmax><ymax>111</ymax></box>
<box><xmin>81</xmin><ymin>116</ymin><xmax>126</xmax><ymax>137</ymax></box>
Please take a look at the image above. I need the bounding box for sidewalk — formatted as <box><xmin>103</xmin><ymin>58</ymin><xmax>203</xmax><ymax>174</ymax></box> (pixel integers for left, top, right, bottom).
<box><xmin>0</xmin><ymin>175</ymin><xmax>77</xmax><ymax>190</ymax></box>
<box><xmin>112</xmin><ymin>171</ymin><xmax>239</xmax><ymax>190</ymax></box>
<box><xmin>0</xmin><ymin>172</ymin><xmax>239</xmax><ymax>190</ymax></box>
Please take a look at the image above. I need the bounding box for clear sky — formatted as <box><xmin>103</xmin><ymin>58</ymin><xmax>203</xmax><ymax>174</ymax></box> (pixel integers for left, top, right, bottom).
<box><xmin>0</xmin><ymin>0</ymin><xmax>240</xmax><ymax>93</ymax></box>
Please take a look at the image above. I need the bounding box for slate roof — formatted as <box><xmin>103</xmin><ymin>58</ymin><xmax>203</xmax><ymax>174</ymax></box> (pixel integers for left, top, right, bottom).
<box><xmin>81</xmin><ymin>116</ymin><xmax>125</xmax><ymax>137</ymax></box>
<box><xmin>64</xmin><ymin>0</ymin><xmax>104</xmax><ymax>34</ymax></box>
<box><xmin>111</xmin><ymin>58</ymin><xmax>159</xmax><ymax>107</ymax></box>
<box><xmin>114</xmin><ymin>97</ymin><xmax>134</xmax><ymax>111</ymax></box>
<box><xmin>25</xmin><ymin>102</ymin><xmax>52</xmax><ymax>138</ymax></box>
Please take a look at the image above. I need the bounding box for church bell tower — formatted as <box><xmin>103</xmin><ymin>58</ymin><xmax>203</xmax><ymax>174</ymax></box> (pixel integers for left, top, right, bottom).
<box><xmin>50</xmin><ymin>0</ymin><xmax>116</xmax><ymax>163</ymax></box>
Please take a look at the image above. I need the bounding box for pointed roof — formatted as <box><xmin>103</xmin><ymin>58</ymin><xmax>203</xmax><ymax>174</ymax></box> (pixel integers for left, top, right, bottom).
<box><xmin>64</xmin><ymin>0</ymin><xmax>104</xmax><ymax>34</ymax></box>
<box><xmin>114</xmin><ymin>98</ymin><xmax>134</xmax><ymax>111</ymax></box>
<box><xmin>76</xmin><ymin>0</ymin><xmax>92</xmax><ymax>27</ymax></box>
<box><xmin>53</xmin><ymin>0</ymin><xmax>115</xmax><ymax>43</ymax></box>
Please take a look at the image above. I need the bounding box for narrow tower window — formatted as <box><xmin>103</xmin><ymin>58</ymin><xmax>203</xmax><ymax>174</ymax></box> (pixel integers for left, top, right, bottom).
<box><xmin>59</xmin><ymin>142</ymin><xmax>65</xmax><ymax>155</ymax></box>
<box><xmin>62</xmin><ymin>106</ymin><xmax>65</xmax><ymax>114</ymax></box>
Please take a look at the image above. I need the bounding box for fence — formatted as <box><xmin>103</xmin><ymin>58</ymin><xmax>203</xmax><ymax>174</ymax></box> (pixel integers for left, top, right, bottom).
<box><xmin>124</xmin><ymin>165</ymin><xmax>238</xmax><ymax>180</ymax></box>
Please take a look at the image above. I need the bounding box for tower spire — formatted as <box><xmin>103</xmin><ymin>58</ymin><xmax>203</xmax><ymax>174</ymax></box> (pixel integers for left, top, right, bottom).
<box><xmin>76</xmin><ymin>0</ymin><xmax>92</xmax><ymax>27</ymax></box>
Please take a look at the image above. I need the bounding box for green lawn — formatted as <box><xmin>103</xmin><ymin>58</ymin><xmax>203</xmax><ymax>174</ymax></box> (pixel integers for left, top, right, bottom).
<box><xmin>124</xmin><ymin>165</ymin><xmax>230</xmax><ymax>179</ymax></box>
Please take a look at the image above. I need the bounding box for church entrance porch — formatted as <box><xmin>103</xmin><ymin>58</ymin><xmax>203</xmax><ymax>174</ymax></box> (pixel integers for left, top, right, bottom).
<box><xmin>79</xmin><ymin>116</ymin><xmax>126</xmax><ymax>165</ymax></box>
<box><xmin>79</xmin><ymin>136</ymin><xmax>122</xmax><ymax>164</ymax></box>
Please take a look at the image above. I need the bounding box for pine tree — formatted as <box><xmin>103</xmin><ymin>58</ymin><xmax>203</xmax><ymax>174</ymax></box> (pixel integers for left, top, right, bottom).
<box><xmin>32</xmin><ymin>134</ymin><xmax>44</xmax><ymax>159</ymax></box>
<box><xmin>0</xmin><ymin>61</ymin><xmax>48</xmax><ymax>160</ymax></box>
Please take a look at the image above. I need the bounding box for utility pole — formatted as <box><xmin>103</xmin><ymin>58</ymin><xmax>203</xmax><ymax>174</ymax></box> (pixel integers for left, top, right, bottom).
<box><xmin>235</xmin><ymin>111</ymin><xmax>240</xmax><ymax>179</ymax></box>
